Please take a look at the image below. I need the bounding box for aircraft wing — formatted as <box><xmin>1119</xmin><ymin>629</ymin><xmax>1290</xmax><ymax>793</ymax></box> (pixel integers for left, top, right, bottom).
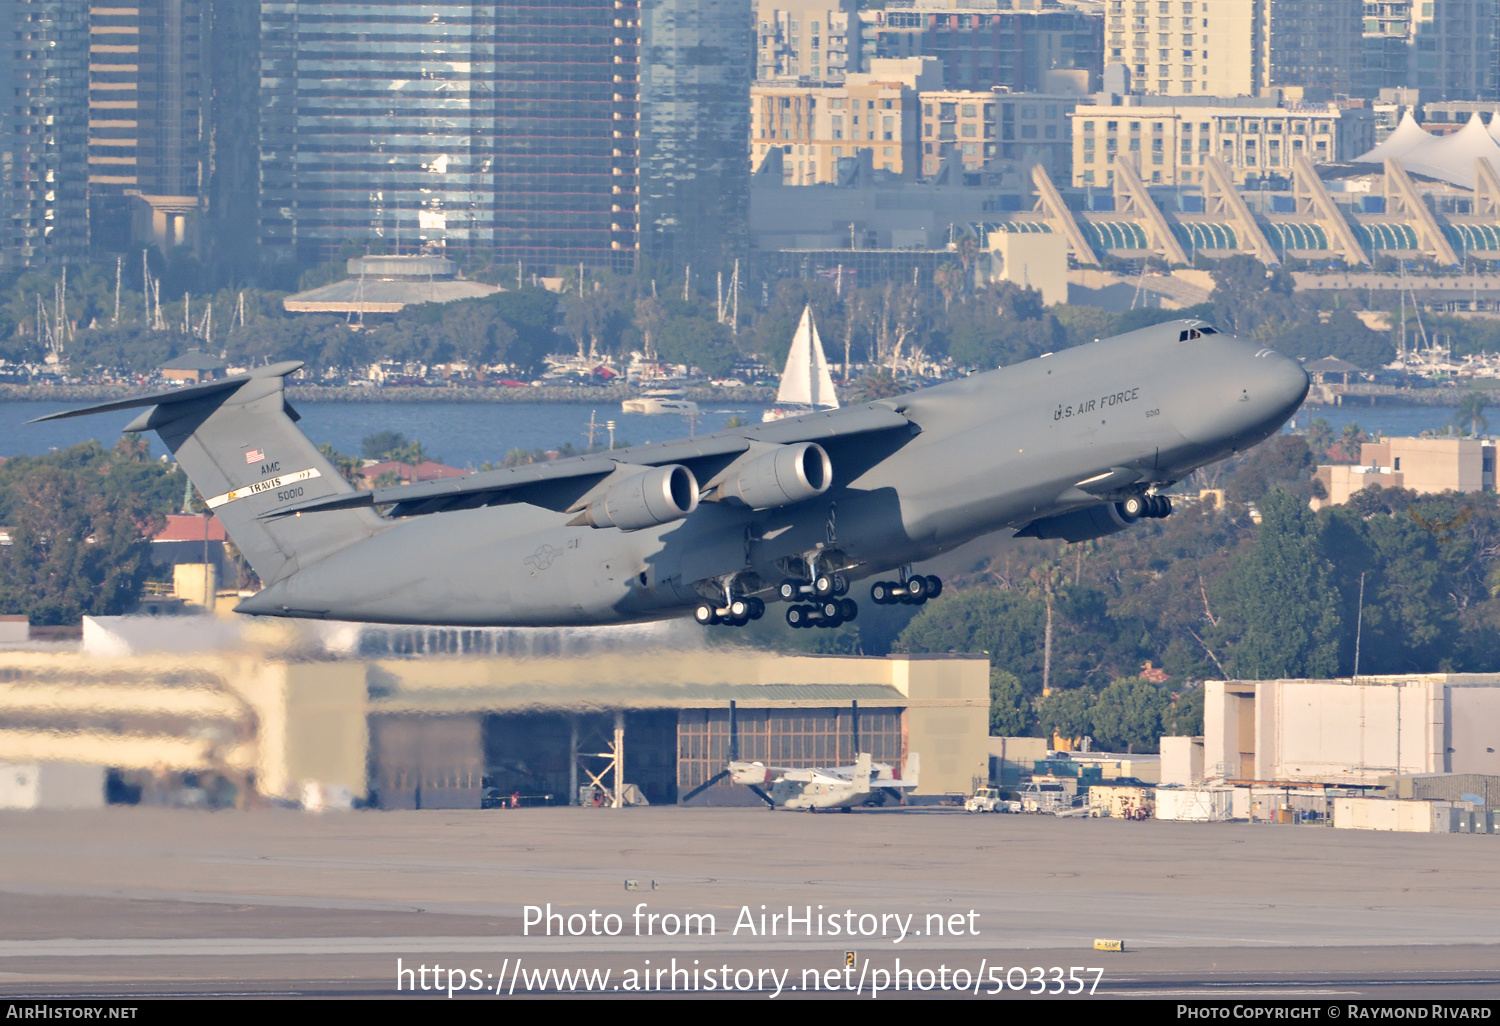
<box><xmin>262</xmin><ymin>403</ymin><xmax>913</xmax><ymax>520</ymax></box>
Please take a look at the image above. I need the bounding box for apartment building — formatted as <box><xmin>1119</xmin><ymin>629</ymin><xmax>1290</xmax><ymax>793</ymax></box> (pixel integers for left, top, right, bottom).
<box><xmin>1070</xmin><ymin>96</ymin><xmax>1373</xmax><ymax>186</ymax></box>
<box><xmin>755</xmin><ymin>0</ymin><xmax>859</xmax><ymax>83</ymax></box>
<box><xmin>1104</xmin><ymin>0</ymin><xmax>1362</xmax><ymax>99</ymax></box>
<box><xmin>750</xmin><ymin>59</ymin><xmax>934</xmax><ymax>185</ymax></box>
<box><xmin>919</xmin><ymin>90</ymin><xmax>1079</xmax><ymax>181</ymax></box>
<box><xmin>861</xmin><ymin>1</ymin><xmax>1102</xmax><ymax>93</ymax></box>
<box><xmin>1362</xmin><ymin>0</ymin><xmax>1500</xmax><ymax>101</ymax></box>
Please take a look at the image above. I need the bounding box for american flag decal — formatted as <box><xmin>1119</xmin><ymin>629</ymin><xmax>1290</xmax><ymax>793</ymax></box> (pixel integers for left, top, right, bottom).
<box><xmin>245</xmin><ymin>449</ymin><xmax>265</xmax><ymax>464</ymax></box>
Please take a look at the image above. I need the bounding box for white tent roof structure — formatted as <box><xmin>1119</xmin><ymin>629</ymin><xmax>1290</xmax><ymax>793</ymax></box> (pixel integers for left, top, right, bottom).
<box><xmin>1357</xmin><ymin>111</ymin><xmax>1433</xmax><ymax>164</ymax></box>
<box><xmin>1355</xmin><ymin>112</ymin><xmax>1500</xmax><ymax>189</ymax></box>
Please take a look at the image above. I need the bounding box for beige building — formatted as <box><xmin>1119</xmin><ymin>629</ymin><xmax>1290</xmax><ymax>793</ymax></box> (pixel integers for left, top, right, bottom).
<box><xmin>1205</xmin><ymin>675</ymin><xmax>1500</xmax><ymax>785</ymax></box>
<box><xmin>755</xmin><ymin>0</ymin><xmax>860</xmax><ymax>83</ymax></box>
<box><xmin>1310</xmin><ymin>437</ymin><xmax>1497</xmax><ymax>509</ymax></box>
<box><xmin>1105</xmin><ymin>0</ymin><xmax>1257</xmax><ymax>97</ymax></box>
<box><xmin>751</xmin><ymin>59</ymin><xmax>938</xmax><ymax>184</ymax></box>
<box><xmin>920</xmin><ymin>90</ymin><xmax>1080</xmax><ymax>181</ymax></box>
<box><xmin>988</xmin><ymin>231</ymin><xmax>1068</xmax><ymax>306</ymax></box>
<box><xmin>0</xmin><ymin>620</ymin><xmax>990</xmax><ymax>808</ymax></box>
<box><xmin>1070</xmin><ymin>98</ymin><xmax>1372</xmax><ymax>186</ymax></box>
<box><xmin>1106</xmin><ymin>0</ymin><xmax>1362</xmax><ymax>99</ymax></box>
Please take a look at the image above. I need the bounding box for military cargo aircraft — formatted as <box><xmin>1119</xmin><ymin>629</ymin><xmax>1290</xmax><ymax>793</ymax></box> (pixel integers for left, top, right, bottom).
<box><xmin>35</xmin><ymin>318</ymin><xmax>1307</xmax><ymax>628</ymax></box>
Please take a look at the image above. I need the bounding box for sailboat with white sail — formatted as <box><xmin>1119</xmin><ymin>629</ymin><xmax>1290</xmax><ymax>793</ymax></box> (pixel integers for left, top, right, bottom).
<box><xmin>763</xmin><ymin>305</ymin><xmax>840</xmax><ymax>423</ymax></box>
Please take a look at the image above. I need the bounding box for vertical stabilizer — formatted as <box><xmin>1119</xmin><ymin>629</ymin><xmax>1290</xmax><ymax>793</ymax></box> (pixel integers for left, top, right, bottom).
<box><xmin>853</xmin><ymin>752</ymin><xmax>873</xmax><ymax>793</ymax></box>
<box><xmin>32</xmin><ymin>362</ymin><xmax>383</xmax><ymax>587</ymax></box>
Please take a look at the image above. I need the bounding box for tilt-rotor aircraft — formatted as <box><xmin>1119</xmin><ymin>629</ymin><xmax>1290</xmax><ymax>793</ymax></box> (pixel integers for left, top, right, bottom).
<box><xmin>726</xmin><ymin>753</ymin><xmax>921</xmax><ymax>812</ymax></box>
<box><xmin>36</xmin><ymin>319</ymin><xmax>1308</xmax><ymax>629</ymax></box>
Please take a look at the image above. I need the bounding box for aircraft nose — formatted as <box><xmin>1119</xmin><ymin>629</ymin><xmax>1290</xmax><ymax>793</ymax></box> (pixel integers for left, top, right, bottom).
<box><xmin>1255</xmin><ymin>349</ymin><xmax>1311</xmax><ymax>421</ymax></box>
<box><xmin>1172</xmin><ymin>343</ymin><xmax>1309</xmax><ymax>447</ymax></box>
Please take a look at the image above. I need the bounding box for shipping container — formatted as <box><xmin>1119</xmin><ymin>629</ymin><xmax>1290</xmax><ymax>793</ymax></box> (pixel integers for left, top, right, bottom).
<box><xmin>1155</xmin><ymin>787</ymin><xmax>1235</xmax><ymax>822</ymax></box>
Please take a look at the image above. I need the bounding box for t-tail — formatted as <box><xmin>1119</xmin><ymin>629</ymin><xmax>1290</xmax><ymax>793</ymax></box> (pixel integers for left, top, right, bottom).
<box><xmin>31</xmin><ymin>361</ymin><xmax>383</xmax><ymax>593</ymax></box>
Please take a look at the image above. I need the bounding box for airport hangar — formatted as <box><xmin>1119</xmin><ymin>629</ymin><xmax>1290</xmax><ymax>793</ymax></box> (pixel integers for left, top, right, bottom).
<box><xmin>0</xmin><ymin>620</ymin><xmax>991</xmax><ymax>809</ymax></box>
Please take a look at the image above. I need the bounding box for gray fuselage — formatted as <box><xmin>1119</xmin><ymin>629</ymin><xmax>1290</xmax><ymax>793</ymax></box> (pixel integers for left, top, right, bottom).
<box><xmin>248</xmin><ymin>321</ymin><xmax>1309</xmax><ymax>626</ymax></box>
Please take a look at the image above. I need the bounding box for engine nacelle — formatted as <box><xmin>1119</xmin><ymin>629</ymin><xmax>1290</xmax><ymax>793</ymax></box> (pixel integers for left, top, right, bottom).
<box><xmin>1015</xmin><ymin>502</ymin><xmax>1139</xmax><ymax>543</ymax></box>
<box><xmin>718</xmin><ymin>442</ymin><xmax>832</xmax><ymax>509</ymax></box>
<box><xmin>728</xmin><ymin>760</ymin><xmax>773</xmax><ymax>785</ymax></box>
<box><xmin>578</xmin><ymin>464</ymin><xmax>699</xmax><ymax>530</ymax></box>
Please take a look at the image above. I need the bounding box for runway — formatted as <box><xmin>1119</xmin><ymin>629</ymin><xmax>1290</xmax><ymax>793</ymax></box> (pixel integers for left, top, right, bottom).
<box><xmin>0</xmin><ymin>807</ymin><xmax>1495</xmax><ymax>998</ymax></box>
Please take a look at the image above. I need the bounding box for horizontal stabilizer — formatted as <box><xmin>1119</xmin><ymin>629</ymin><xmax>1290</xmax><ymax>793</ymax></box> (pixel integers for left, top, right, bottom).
<box><xmin>28</xmin><ymin>361</ymin><xmax>305</xmax><ymax>424</ymax></box>
<box><xmin>883</xmin><ymin>752</ymin><xmax>920</xmax><ymax>789</ymax></box>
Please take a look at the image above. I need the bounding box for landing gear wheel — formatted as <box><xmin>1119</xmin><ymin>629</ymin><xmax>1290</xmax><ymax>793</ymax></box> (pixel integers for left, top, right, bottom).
<box><xmin>1121</xmin><ymin>494</ymin><xmax>1148</xmax><ymax>519</ymax></box>
<box><xmin>748</xmin><ymin>597</ymin><xmax>765</xmax><ymax>620</ymax></box>
<box><xmin>778</xmin><ymin>579</ymin><xmax>801</xmax><ymax>601</ymax></box>
<box><xmin>729</xmin><ymin>598</ymin><xmax>751</xmax><ymax>620</ymax></box>
<box><xmin>839</xmin><ymin>597</ymin><xmax>858</xmax><ymax>621</ymax></box>
<box><xmin>905</xmin><ymin>575</ymin><xmax>929</xmax><ymax>602</ymax></box>
<box><xmin>833</xmin><ymin>574</ymin><xmax>849</xmax><ymax>596</ymax></box>
<box><xmin>694</xmin><ymin>602</ymin><xmax>718</xmax><ymax>626</ymax></box>
<box><xmin>786</xmin><ymin>605</ymin><xmax>810</xmax><ymax>628</ymax></box>
<box><xmin>1155</xmin><ymin>496</ymin><xmax>1173</xmax><ymax>518</ymax></box>
<box><xmin>871</xmin><ymin>581</ymin><xmax>894</xmax><ymax>604</ymax></box>
<box><xmin>820</xmin><ymin>600</ymin><xmax>844</xmax><ymax>625</ymax></box>
<box><xmin>813</xmin><ymin>574</ymin><xmax>837</xmax><ymax>598</ymax></box>
<box><xmin>924</xmin><ymin>575</ymin><xmax>943</xmax><ymax>598</ymax></box>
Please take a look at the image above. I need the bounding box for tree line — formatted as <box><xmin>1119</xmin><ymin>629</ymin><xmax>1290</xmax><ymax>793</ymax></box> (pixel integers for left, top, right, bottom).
<box><xmin>0</xmin><ymin>252</ymin><xmax>1428</xmax><ymax>383</ymax></box>
<box><xmin>722</xmin><ymin>433</ymin><xmax>1500</xmax><ymax>752</ymax></box>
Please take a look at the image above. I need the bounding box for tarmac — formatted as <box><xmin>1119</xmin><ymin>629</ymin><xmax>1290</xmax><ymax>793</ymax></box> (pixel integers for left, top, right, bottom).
<box><xmin>0</xmin><ymin>806</ymin><xmax>1496</xmax><ymax>999</ymax></box>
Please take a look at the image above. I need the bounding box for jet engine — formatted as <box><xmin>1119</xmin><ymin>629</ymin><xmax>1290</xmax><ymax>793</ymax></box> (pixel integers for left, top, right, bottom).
<box><xmin>718</xmin><ymin>442</ymin><xmax>832</xmax><ymax>509</ymax></box>
<box><xmin>576</xmin><ymin>464</ymin><xmax>699</xmax><ymax>530</ymax></box>
<box><xmin>1016</xmin><ymin>501</ymin><xmax>1139</xmax><ymax>543</ymax></box>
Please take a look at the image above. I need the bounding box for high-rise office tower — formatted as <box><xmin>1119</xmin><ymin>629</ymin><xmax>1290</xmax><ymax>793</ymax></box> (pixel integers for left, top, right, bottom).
<box><xmin>0</xmin><ymin>0</ymin><xmax>88</xmax><ymax>269</ymax></box>
<box><xmin>638</xmin><ymin>0</ymin><xmax>750</xmax><ymax>274</ymax></box>
<box><xmin>86</xmin><ymin>0</ymin><xmax>208</xmax><ymax>252</ymax></box>
<box><xmin>1362</xmin><ymin>1</ymin><xmax>1499</xmax><ymax>101</ymax></box>
<box><xmin>258</xmin><ymin>1</ymin><xmax>747</xmax><ymax>276</ymax></box>
<box><xmin>259</xmin><ymin>1</ymin><xmax>638</xmax><ymax>270</ymax></box>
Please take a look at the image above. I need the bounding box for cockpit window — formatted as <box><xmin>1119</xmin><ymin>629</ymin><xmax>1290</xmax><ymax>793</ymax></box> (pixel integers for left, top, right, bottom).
<box><xmin>1177</xmin><ymin>325</ymin><xmax>1220</xmax><ymax>341</ymax></box>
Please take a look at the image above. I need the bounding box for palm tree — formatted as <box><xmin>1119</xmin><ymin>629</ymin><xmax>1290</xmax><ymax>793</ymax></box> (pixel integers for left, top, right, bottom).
<box><xmin>934</xmin><ymin>262</ymin><xmax>964</xmax><ymax>311</ymax></box>
<box><xmin>1023</xmin><ymin>558</ymin><xmax>1066</xmax><ymax>696</ymax></box>
<box><xmin>1456</xmin><ymin>391</ymin><xmax>1490</xmax><ymax>437</ymax></box>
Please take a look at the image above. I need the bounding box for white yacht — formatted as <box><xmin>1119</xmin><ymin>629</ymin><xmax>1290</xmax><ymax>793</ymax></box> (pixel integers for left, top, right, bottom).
<box><xmin>622</xmin><ymin>390</ymin><xmax>699</xmax><ymax>416</ymax></box>
<box><xmin>762</xmin><ymin>304</ymin><xmax>840</xmax><ymax>423</ymax></box>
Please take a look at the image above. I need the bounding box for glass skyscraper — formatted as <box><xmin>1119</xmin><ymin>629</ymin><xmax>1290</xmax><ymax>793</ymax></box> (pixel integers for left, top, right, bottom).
<box><xmin>259</xmin><ymin>1</ymin><xmax>748</xmax><ymax>276</ymax></box>
<box><xmin>638</xmin><ymin>0</ymin><xmax>750</xmax><ymax>276</ymax></box>
<box><xmin>1</xmin><ymin>0</ymin><xmax>89</xmax><ymax>269</ymax></box>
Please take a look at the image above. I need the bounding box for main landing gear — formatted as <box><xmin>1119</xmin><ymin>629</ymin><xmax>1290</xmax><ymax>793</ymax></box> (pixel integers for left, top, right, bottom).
<box><xmin>869</xmin><ymin>573</ymin><xmax>943</xmax><ymax>606</ymax></box>
<box><xmin>785</xmin><ymin>596</ymin><xmax>858</xmax><ymax>629</ymax></box>
<box><xmin>694</xmin><ymin>596</ymin><xmax>765</xmax><ymax>627</ymax></box>
<box><xmin>1120</xmin><ymin>494</ymin><xmax>1172</xmax><ymax>520</ymax></box>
